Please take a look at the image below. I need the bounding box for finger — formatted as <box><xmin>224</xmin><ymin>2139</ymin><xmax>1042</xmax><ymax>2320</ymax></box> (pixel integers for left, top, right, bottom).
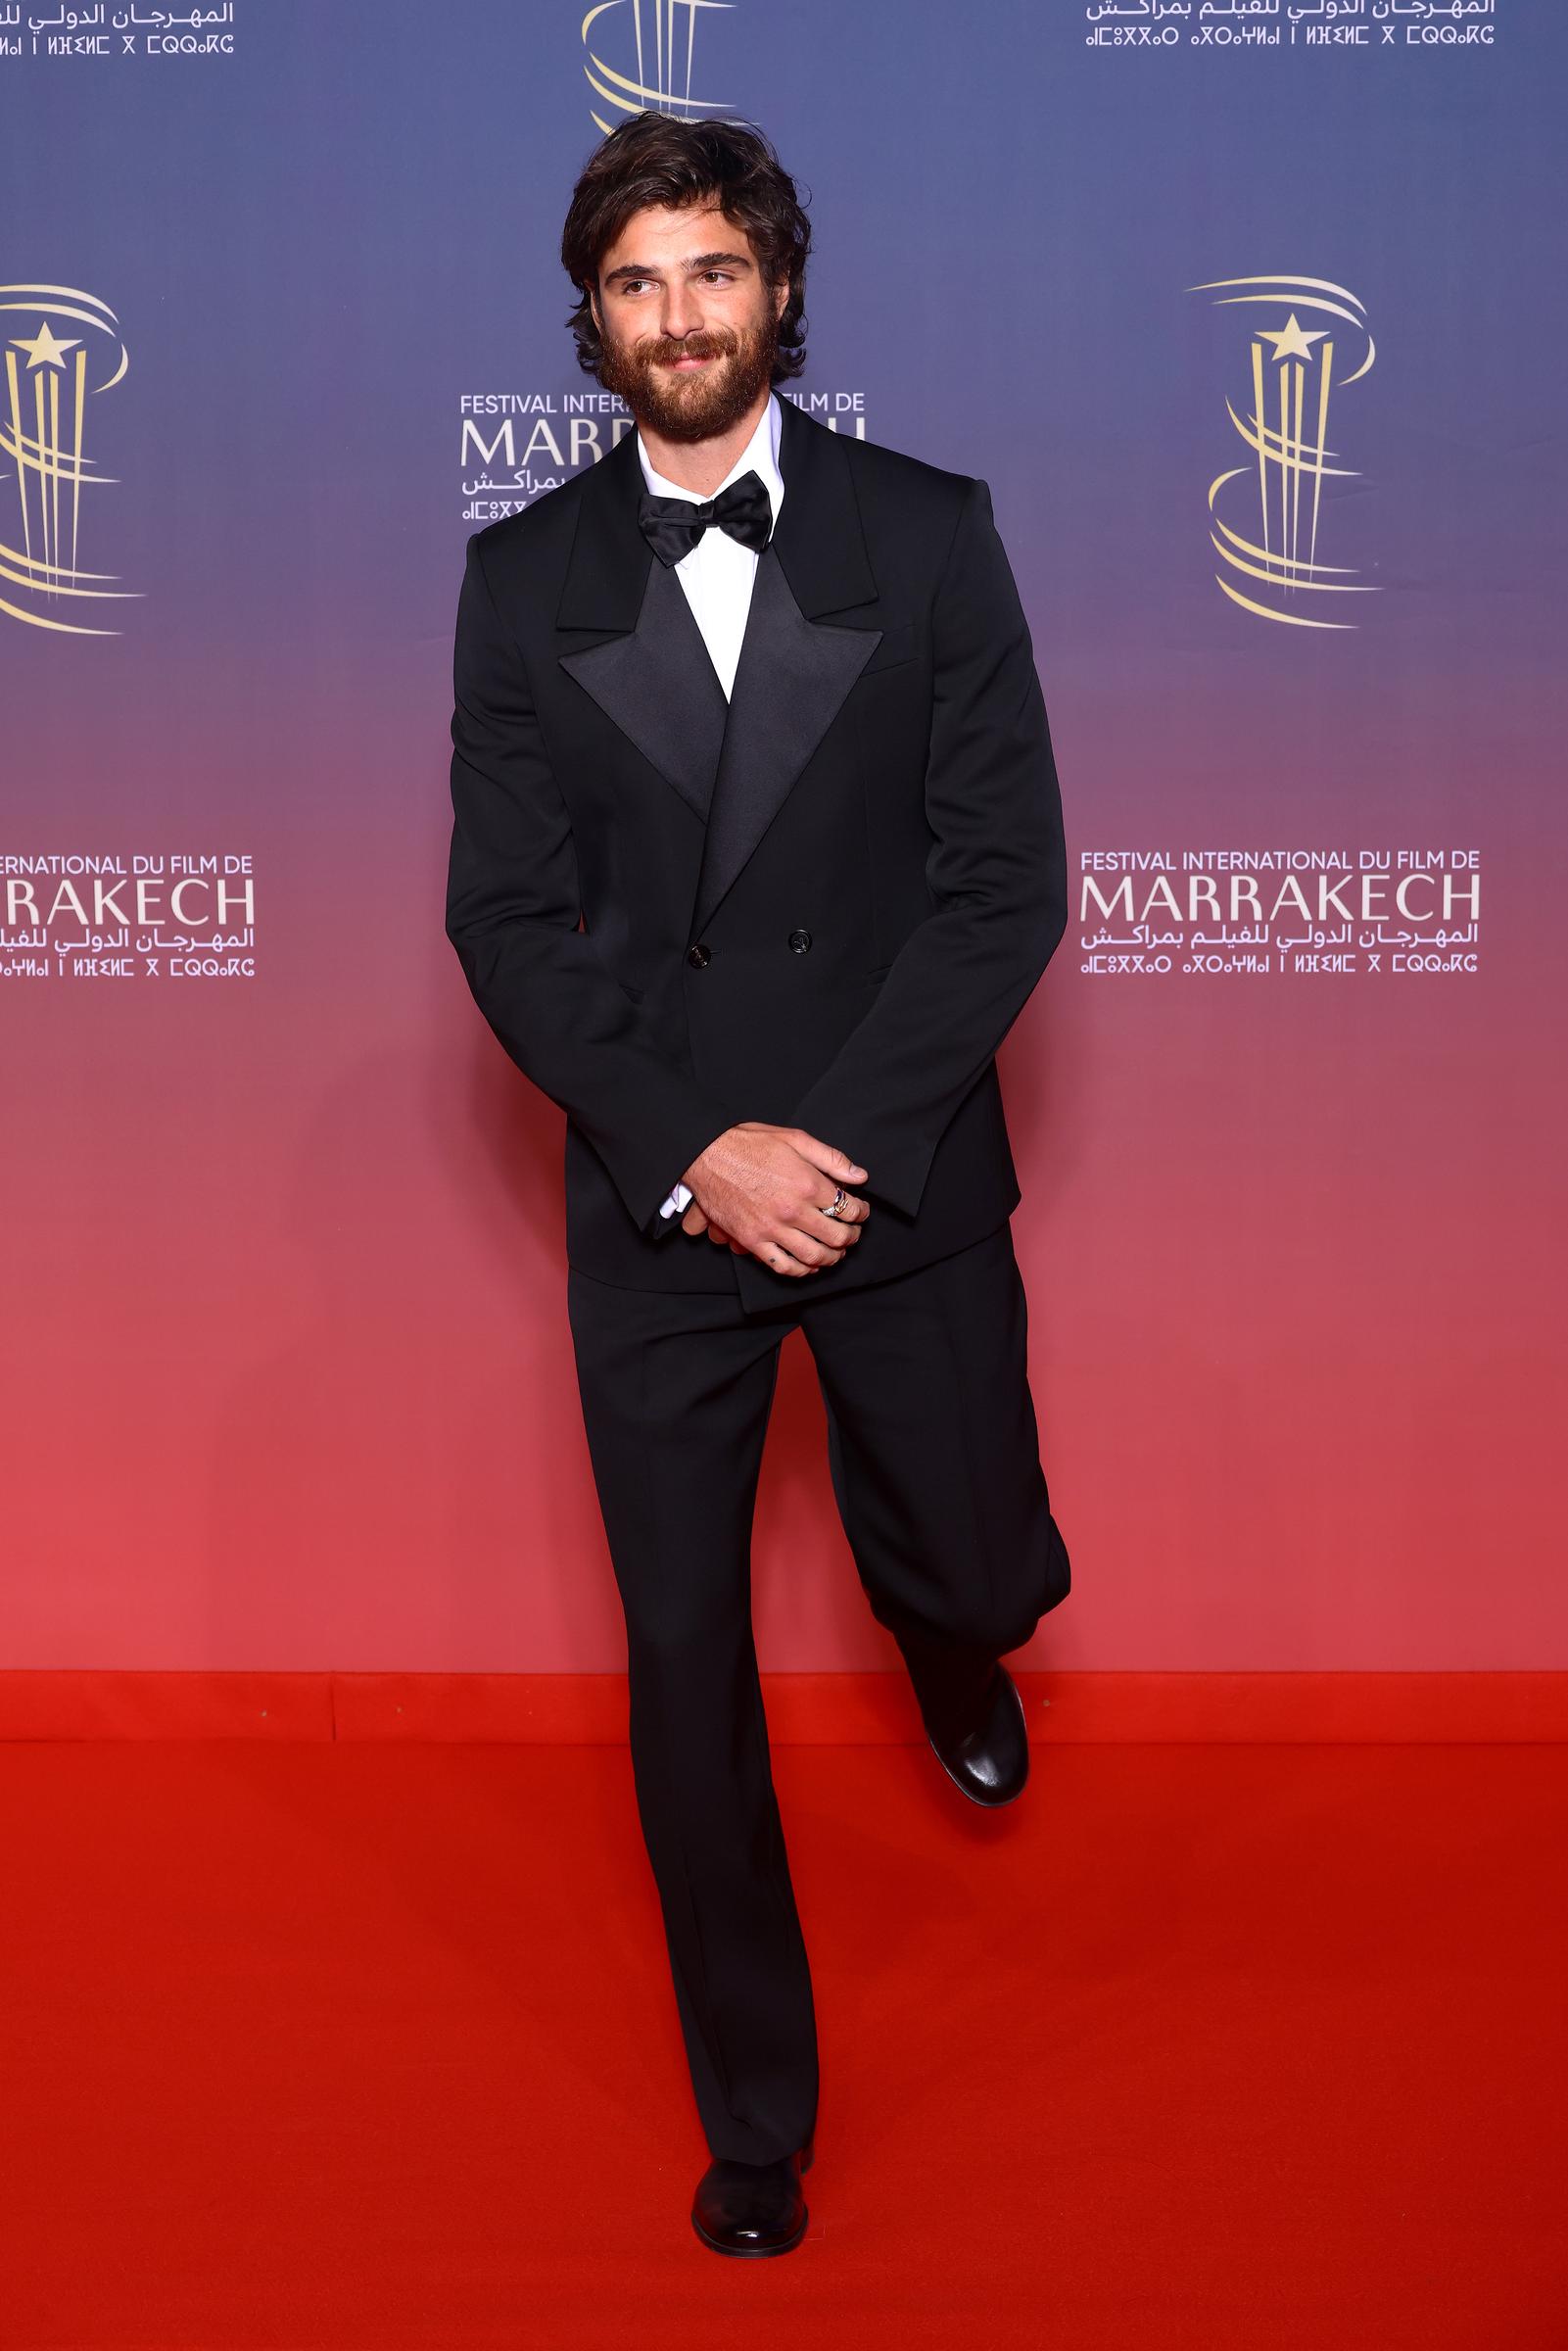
<box><xmin>775</xmin><ymin>1224</ymin><xmax>848</xmax><ymax>1271</ymax></box>
<box><xmin>797</xmin><ymin>1207</ymin><xmax>860</xmax><ymax>1249</ymax></box>
<box><xmin>757</xmin><ymin>1235</ymin><xmax>821</xmax><ymax>1276</ymax></box>
<box><xmin>791</xmin><ymin>1185</ymin><xmax>868</xmax><ymax>1245</ymax></box>
<box><xmin>811</xmin><ymin>1188</ymin><xmax>869</xmax><ymax>1225</ymax></box>
<box><xmin>789</xmin><ymin>1129</ymin><xmax>868</xmax><ymax>1183</ymax></box>
<box><xmin>809</xmin><ymin>1216</ymin><xmax>860</xmax><ymax>1246</ymax></box>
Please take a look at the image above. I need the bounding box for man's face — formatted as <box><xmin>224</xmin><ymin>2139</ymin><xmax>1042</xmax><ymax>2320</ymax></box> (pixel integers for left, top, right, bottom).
<box><xmin>589</xmin><ymin>198</ymin><xmax>788</xmax><ymax>444</ymax></box>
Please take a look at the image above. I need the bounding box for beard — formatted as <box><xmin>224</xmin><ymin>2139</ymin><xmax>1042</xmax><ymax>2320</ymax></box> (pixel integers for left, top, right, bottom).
<box><xmin>594</xmin><ymin>297</ymin><xmax>782</xmax><ymax>444</ymax></box>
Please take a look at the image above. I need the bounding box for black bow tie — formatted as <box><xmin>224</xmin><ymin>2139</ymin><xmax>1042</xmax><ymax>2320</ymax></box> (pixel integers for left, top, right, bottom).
<box><xmin>637</xmin><ymin>467</ymin><xmax>774</xmax><ymax>566</ymax></box>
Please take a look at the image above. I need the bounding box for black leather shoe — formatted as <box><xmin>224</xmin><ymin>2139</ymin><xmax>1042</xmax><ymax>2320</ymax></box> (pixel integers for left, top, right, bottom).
<box><xmin>690</xmin><ymin>2143</ymin><xmax>811</xmax><ymax>2257</ymax></box>
<box><xmin>925</xmin><ymin>1661</ymin><xmax>1029</xmax><ymax>1806</ymax></box>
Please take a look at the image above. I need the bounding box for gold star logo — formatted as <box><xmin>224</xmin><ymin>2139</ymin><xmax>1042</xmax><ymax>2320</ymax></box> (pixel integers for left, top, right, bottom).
<box><xmin>11</xmin><ymin>318</ymin><xmax>81</xmax><ymax>370</ymax></box>
<box><xmin>1256</xmin><ymin>312</ymin><xmax>1328</xmax><ymax>365</ymax></box>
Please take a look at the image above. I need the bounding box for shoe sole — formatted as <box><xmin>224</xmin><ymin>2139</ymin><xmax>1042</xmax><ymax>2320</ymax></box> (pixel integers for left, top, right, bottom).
<box><xmin>926</xmin><ymin>1674</ymin><xmax>1029</xmax><ymax>1806</ymax></box>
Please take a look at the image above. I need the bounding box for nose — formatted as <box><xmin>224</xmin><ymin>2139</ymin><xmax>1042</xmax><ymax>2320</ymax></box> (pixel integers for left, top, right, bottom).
<box><xmin>661</xmin><ymin>282</ymin><xmax>707</xmax><ymax>342</ymax></box>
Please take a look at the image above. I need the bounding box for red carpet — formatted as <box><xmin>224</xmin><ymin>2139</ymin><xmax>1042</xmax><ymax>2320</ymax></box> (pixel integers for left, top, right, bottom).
<box><xmin>2</xmin><ymin>1736</ymin><xmax>1564</xmax><ymax>2349</ymax></box>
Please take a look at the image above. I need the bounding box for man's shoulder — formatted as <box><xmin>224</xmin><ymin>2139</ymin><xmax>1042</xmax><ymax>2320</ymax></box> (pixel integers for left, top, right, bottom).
<box><xmin>832</xmin><ymin>415</ymin><xmax>974</xmax><ymax>502</ymax></box>
<box><xmin>467</xmin><ymin>446</ymin><xmax>604</xmax><ymax>572</ymax></box>
<box><xmin>804</xmin><ymin>406</ymin><xmax>978</xmax><ymax>547</ymax></box>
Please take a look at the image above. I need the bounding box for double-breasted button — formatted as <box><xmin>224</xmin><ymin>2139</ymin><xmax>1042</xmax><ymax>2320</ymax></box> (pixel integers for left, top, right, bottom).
<box><xmin>687</xmin><ymin>941</ymin><xmax>711</xmax><ymax>968</ymax></box>
<box><xmin>787</xmin><ymin>928</ymin><xmax>812</xmax><ymax>953</ymax></box>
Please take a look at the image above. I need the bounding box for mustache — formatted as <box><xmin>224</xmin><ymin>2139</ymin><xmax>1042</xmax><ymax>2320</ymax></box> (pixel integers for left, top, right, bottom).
<box><xmin>645</xmin><ymin>333</ymin><xmax>736</xmax><ymax>364</ymax></box>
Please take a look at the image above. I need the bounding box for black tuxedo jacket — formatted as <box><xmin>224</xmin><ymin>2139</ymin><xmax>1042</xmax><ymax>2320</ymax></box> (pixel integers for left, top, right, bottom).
<box><xmin>445</xmin><ymin>393</ymin><xmax>1068</xmax><ymax>1315</ymax></box>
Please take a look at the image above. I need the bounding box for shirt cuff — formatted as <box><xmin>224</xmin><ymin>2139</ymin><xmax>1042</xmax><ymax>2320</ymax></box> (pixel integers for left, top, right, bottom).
<box><xmin>659</xmin><ymin>1180</ymin><xmax>693</xmax><ymax>1220</ymax></box>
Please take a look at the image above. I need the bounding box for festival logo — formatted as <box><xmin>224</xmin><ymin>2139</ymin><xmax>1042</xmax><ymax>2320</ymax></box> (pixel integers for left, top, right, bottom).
<box><xmin>1189</xmin><ymin>272</ymin><xmax>1377</xmax><ymax>629</ymax></box>
<box><xmin>1</xmin><ymin>284</ymin><xmax>137</xmax><ymax>635</ymax></box>
<box><xmin>580</xmin><ymin>0</ymin><xmax>738</xmax><ymax>131</ymax></box>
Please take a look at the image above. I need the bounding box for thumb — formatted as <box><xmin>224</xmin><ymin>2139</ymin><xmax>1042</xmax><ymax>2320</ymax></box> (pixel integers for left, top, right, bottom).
<box><xmin>794</xmin><ymin>1130</ymin><xmax>868</xmax><ymax>1183</ymax></box>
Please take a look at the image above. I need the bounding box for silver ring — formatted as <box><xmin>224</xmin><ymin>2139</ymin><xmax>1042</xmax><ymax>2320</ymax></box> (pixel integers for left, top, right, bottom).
<box><xmin>823</xmin><ymin>1186</ymin><xmax>846</xmax><ymax>1220</ymax></box>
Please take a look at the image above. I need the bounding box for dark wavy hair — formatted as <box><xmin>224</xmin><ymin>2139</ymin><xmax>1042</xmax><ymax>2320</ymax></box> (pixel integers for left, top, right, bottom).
<box><xmin>560</xmin><ymin>114</ymin><xmax>811</xmax><ymax>383</ymax></box>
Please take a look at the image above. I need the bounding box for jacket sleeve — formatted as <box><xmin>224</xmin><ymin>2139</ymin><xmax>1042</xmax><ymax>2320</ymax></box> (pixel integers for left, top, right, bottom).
<box><xmin>784</xmin><ymin>476</ymin><xmax>1068</xmax><ymax>1219</ymax></box>
<box><xmin>445</xmin><ymin>531</ymin><xmax>739</xmax><ymax>1235</ymax></box>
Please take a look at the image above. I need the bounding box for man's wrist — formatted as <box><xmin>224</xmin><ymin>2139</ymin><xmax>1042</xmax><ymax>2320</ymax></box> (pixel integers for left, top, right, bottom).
<box><xmin>674</xmin><ymin>1124</ymin><xmax>732</xmax><ymax>1200</ymax></box>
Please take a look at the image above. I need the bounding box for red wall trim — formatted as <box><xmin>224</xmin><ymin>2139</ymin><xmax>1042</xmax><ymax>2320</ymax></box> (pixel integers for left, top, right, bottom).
<box><xmin>1</xmin><ymin>1670</ymin><xmax>1564</xmax><ymax>1743</ymax></box>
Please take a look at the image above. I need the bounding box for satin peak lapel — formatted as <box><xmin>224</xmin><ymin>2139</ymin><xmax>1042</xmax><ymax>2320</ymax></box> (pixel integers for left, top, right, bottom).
<box><xmin>689</xmin><ymin>396</ymin><xmax>883</xmax><ymax>936</ymax></box>
<box><xmin>689</xmin><ymin>543</ymin><xmax>880</xmax><ymax>938</ymax></box>
<box><xmin>555</xmin><ymin>457</ymin><xmax>731</xmax><ymax>823</ymax></box>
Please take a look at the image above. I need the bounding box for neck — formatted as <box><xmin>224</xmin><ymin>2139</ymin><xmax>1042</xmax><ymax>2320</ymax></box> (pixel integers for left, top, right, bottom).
<box><xmin>637</xmin><ymin>391</ymin><xmax>770</xmax><ymax>498</ymax></box>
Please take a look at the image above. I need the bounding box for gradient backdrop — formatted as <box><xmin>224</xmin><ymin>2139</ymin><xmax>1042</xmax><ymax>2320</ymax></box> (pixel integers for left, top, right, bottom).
<box><xmin>3</xmin><ymin>0</ymin><xmax>1561</xmax><ymax>1678</ymax></box>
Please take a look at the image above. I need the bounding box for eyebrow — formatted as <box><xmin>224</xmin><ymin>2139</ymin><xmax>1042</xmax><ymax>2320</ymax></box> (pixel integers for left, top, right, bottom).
<box><xmin>601</xmin><ymin>250</ymin><xmax>755</xmax><ymax>286</ymax></box>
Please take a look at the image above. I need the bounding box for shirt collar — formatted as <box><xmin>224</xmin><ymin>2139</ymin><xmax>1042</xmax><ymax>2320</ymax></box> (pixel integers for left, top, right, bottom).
<box><xmin>635</xmin><ymin>388</ymin><xmax>784</xmax><ymax>528</ymax></box>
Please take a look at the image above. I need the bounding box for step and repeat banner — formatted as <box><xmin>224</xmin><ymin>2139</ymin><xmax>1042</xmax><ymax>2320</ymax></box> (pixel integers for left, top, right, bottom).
<box><xmin>3</xmin><ymin>2</ymin><xmax>1560</xmax><ymax>1673</ymax></box>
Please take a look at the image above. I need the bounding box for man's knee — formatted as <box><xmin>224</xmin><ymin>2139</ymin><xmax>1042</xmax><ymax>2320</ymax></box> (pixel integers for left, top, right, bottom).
<box><xmin>619</xmin><ymin>1579</ymin><xmax>752</xmax><ymax>1671</ymax></box>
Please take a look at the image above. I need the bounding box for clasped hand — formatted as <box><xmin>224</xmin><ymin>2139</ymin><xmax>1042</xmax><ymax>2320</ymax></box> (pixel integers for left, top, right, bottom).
<box><xmin>679</xmin><ymin>1122</ymin><xmax>871</xmax><ymax>1275</ymax></box>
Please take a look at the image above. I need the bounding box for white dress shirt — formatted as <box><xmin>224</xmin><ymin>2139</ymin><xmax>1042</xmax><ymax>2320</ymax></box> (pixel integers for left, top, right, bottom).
<box><xmin>638</xmin><ymin>389</ymin><xmax>785</xmax><ymax>1223</ymax></box>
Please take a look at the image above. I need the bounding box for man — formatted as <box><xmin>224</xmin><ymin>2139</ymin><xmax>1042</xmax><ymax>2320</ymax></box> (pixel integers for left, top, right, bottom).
<box><xmin>445</xmin><ymin>113</ymin><xmax>1071</xmax><ymax>2258</ymax></box>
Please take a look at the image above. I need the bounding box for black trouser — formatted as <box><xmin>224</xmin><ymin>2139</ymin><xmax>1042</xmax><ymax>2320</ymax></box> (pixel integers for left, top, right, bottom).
<box><xmin>565</xmin><ymin>1219</ymin><xmax>1071</xmax><ymax>2166</ymax></box>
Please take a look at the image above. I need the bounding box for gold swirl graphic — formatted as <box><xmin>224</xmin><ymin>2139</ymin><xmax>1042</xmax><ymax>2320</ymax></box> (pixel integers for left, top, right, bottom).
<box><xmin>0</xmin><ymin>283</ymin><xmax>138</xmax><ymax>636</ymax></box>
<box><xmin>1188</xmin><ymin>274</ymin><xmax>1378</xmax><ymax>630</ymax></box>
<box><xmin>580</xmin><ymin>0</ymin><xmax>737</xmax><ymax>133</ymax></box>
